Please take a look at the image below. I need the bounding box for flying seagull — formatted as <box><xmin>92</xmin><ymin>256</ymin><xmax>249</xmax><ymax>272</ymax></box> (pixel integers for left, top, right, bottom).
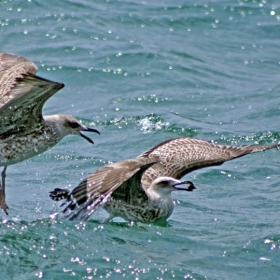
<box><xmin>0</xmin><ymin>51</ymin><xmax>100</xmax><ymax>214</ymax></box>
<box><xmin>49</xmin><ymin>137</ymin><xmax>279</xmax><ymax>223</ymax></box>
<box><xmin>49</xmin><ymin>159</ymin><xmax>196</xmax><ymax>222</ymax></box>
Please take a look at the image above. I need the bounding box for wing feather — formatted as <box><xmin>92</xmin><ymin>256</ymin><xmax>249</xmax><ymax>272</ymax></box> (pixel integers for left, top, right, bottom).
<box><xmin>0</xmin><ymin>51</ymin><xmax>64</xmax><ymax>135</ymax></box>
<box><xmin>138</xmin><ymin>137</ymin><xmax>280</xmax><ymax>190</ymax></box>
<box><xmin>0</xmin><ymin>51</ymin><xmax>37</xmax><ymax>108</ymax></box>
<box><xmin>51</xmin><ymin>158</ymin><xmax>155</xmax><ymax>221</ymax></box>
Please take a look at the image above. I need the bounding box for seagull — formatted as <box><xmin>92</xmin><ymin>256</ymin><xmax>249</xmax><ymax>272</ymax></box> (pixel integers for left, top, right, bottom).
<box><xmin>0</xmin><ymin>51</ymin><xmax>100</xmax><ymax>214</ymax></box>
<box><xmin>49</xmin><ymin>137</ymin><xmax>279</xmax><ymax>223</ymax></box>
<box><xmin>49</xmin><ymin>159</ymin><xmax>196</xmax><ymax>222</ymax></box>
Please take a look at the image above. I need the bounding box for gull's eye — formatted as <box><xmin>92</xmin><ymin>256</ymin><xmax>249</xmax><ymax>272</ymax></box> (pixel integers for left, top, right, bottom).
<box><xmin>69</xmin><ymin>122</ymin><xmax>80</xmax><ymax>129</ymax></box>
<box><xmin>161</xmin><ymin>181</ymin><xmax>169</xmax><ymax>186</ymax></box>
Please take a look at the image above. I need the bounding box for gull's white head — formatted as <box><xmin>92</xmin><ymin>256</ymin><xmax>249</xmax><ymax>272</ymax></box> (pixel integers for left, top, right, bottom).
<box><xmin>148</xmin><ymin>176</ymin><xmax>196</xmax><ymax>198</ymax></box>
<box><xmin>44</xmin><ymin>114</ymin><xmax>100</xmax><ymax>144</ymax></box>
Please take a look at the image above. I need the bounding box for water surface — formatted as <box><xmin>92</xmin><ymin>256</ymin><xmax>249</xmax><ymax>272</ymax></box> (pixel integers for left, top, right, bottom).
<box><xmin>1</xmin><ymin>0</ymin><xmax>280</xmax><ymax>279</ymax></box>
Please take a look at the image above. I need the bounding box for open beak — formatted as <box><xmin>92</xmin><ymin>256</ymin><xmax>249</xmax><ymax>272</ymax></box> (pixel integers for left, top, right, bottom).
<box><xmin>80</xmin><ymin>127</ymin><xmax>100</xmax><ymax>144</ymax></box>
<box><xmin>174</xmin><ymin>180</ymin><xmax>196</xmax><ymax>192</ymax></box>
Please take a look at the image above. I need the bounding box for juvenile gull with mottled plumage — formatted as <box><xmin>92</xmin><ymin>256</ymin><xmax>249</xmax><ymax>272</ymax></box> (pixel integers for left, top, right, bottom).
<box><xmin>49</xmin><ymin>137</ymin><xmax>279</xmax><ymax>223</ymax></box>
<box><xmin>0</xmin><ymin>51</ymin><xmax>100</xmax><ymax>214</ymax></box>
<box><xmin>49</xmin><ymin>159</ymin><xmax>195</xmax><ymax>222</ymax></box>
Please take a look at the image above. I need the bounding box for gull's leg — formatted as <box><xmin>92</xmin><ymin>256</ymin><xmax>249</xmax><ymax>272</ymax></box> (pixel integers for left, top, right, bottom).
<box><xmin>0</xmin><ymin>166</ymin><xmax>8</xmax><ymax>215</ymax></box>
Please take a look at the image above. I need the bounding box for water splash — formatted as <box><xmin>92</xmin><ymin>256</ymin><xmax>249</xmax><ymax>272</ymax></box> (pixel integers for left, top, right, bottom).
<box><xmin>138</xmin><ymin>116</ymin><xmax>169</xmax><ymax>134</ymax></box>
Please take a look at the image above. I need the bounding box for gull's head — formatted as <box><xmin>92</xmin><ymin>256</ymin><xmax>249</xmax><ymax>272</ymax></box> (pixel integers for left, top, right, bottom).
<box><xmin>44</xmin><ymin>114</ymin><xmax>100</xmax><ymax>144</ymax></box>
<box><xmin>149</xmin><ymin>177</ymin><xmax>196</xmax><ymax>197</ymax></box>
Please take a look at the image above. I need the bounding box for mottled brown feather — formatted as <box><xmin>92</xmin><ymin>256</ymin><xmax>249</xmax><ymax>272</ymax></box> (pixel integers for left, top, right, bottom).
<box><xmin>138</xmin><ymin>137</ymin><xmax>280</xmax><ymax>190</ymax></box>
<box><xmin>0</xmin><ymin>51</ymin><xmax>64</xmax><ymax>135</ymax></box>
<box><xmin>0</xmin><ymin>51</ymin><xmax>37</xmax><ymax>108</ymax></box>
<box><xmin>55</xmin><ymin>158</ymin><xmax>155</xmax><ymax>220</ymax></box>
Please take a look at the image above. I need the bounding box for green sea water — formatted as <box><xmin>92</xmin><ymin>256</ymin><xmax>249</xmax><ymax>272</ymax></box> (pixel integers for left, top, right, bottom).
<box><xmin>1</xmin><ymin>0</ymin><xmax>280</xmax><ymax>279</ymax></box>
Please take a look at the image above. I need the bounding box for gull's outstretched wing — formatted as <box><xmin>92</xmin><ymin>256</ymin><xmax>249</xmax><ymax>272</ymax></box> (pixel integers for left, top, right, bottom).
<box><xmin>49</xmin><ymin>158</ymin><xmax>155</xmax><ymax>221</ymax></box>
<box><xmin>0</xmin><ymin>51</ymin><xmax>64</xmax><ymax>135</ymax></box>
<box><xmin>138</xmin><ymin>137</ymin><xmax>280</xmax><ymax>190</ymax></box>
